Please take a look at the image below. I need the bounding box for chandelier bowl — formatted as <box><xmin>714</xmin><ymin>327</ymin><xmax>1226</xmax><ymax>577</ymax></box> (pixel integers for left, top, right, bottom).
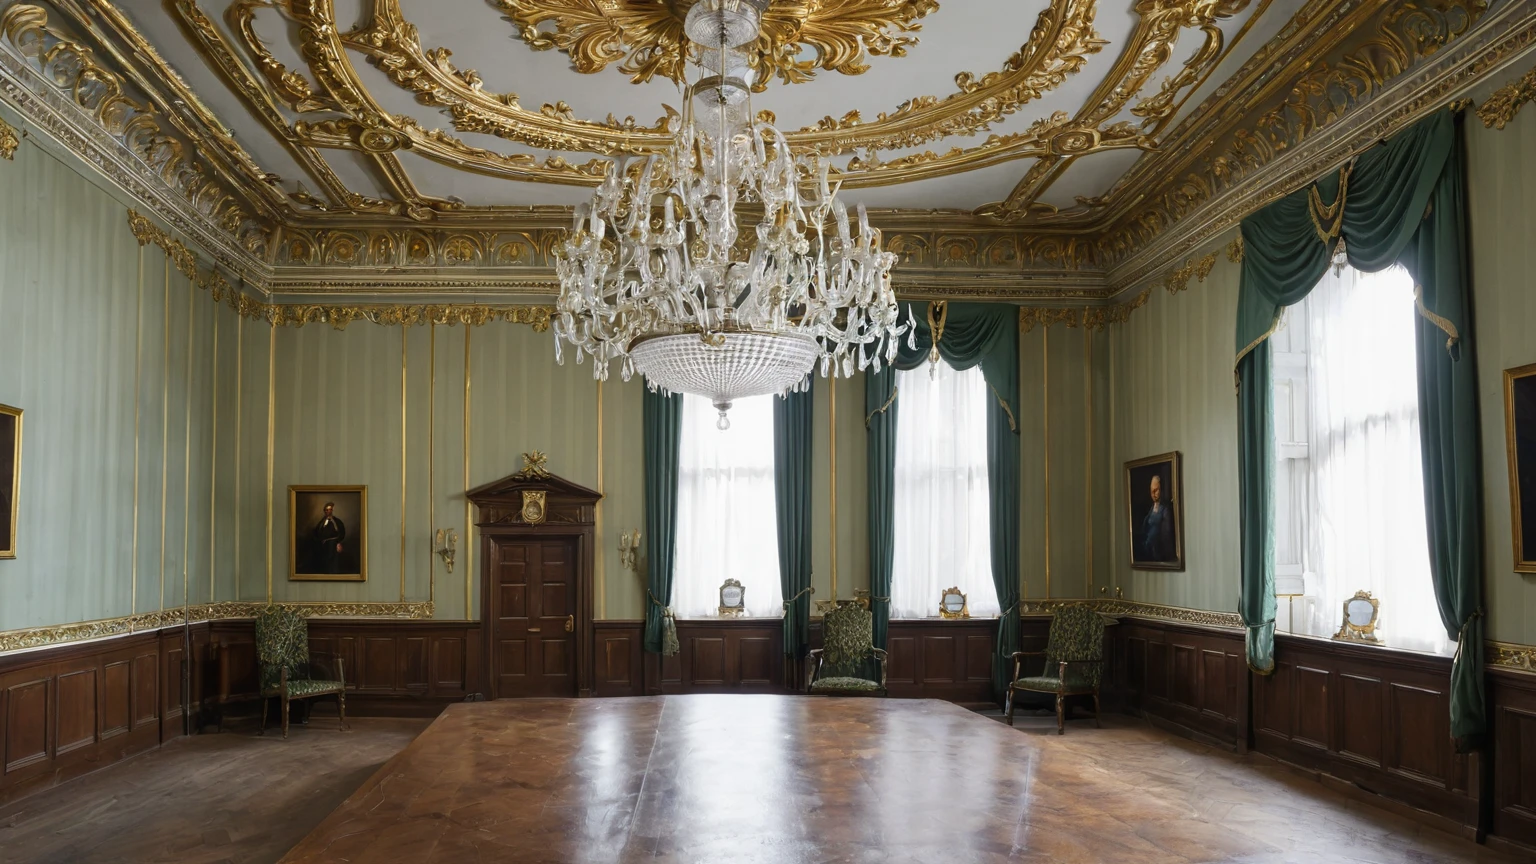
<box><xmin>629</xmin><ymin>331</ymin><xmax>820</xmax><ymax>424</ymax></box>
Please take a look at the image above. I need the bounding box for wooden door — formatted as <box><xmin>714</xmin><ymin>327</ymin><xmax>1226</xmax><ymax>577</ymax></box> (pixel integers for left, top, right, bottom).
<box><xmin>489</xmin><ymin>536</ymin><xmax>578</xmax><ymax>698</ymax></box>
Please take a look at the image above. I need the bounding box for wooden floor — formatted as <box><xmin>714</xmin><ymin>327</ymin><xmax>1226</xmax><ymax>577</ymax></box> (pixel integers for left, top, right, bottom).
<box><xmin>278</xmin><ymin>696</ymin><xmax>1521</xmax><ymax>864</ymax></box>
<box><xmin>0</xmin><ymin>717</ymin><xmax>429</xmax><ymax>864</ymax></box>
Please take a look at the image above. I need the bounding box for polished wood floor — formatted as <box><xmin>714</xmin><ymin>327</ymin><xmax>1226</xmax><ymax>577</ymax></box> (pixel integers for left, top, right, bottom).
<box><xmin>279</xmin><ymin>696</ymin><xmax>1520</xmax><ymax>864</ymax></box>
<box><xmin>0</xmin><ymin>717</ymin><xmax>429</xmax><ymax>864</ymax></box>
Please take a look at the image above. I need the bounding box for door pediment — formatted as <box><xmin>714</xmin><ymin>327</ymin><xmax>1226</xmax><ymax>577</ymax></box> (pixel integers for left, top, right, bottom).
<box><xmin>467</xmin><ymin>451</ymin><xmax>601</xmax><ymax>527</ymax></box>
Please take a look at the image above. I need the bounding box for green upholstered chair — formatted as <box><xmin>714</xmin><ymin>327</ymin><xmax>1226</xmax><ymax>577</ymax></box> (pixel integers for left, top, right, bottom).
<box><xmin>254</xmin><ymin>606</ymin><xmax>348</xmax><ymax>738</ymax></box>
<box><xmin>807</xmin><ymin>602</ymin><xmax>887</xmax><ymax>696</ymax></box>
<box><xmin>1006</xmin><ymin>604</ymin><xmax>1106</xmax><ymax>733</ymax></box>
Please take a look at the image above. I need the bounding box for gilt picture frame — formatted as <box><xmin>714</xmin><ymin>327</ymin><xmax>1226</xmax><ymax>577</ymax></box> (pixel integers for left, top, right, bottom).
<box><xmin>1504</xmin><ymin>363</ymin><xmax>1536</xmax><ymax>573</ymax></box>
<box><xmin>289</xmin><ymin>485</ymin><xmax>368</xmax><ymax>582</ymax></box>
<box><xmin>0</xmin><ymin>404</ymin><xmax>20</xmax><ymax>559</ymax></box>
<box><xmin>1124</xmin><ymin>451</ymin><xmax>1185</xmax><ymax>572</ymax></box>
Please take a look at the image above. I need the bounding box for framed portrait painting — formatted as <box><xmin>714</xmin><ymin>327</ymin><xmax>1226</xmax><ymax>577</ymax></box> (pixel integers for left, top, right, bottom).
<box><xmin>289</xmin><ymin>485</ymin><xmax>367</xmax><ymax>582</ymax></box>
<box><xmin>1125</xmin><ymin>451</ymin><xmax>1185</xmax><ymax>572</ymax></box>
<box><xmin>0</xmin><ymin>403</ymin><xmax>19</xmax><ymax>559</ymax></box>
<box><xmin>1504</xmin><ymin>364</ymin><xmax>1536</xmax><ymax>573</ymax></box>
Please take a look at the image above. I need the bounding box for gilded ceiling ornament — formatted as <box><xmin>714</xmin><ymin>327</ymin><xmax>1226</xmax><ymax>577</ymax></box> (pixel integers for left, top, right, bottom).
<box><xmin>1</xmin><ymin>4</ymin><xmax>272</xmax><ymax>255</ymax></box>
<box><xmin>1477</xmin><ymin>64</ymin><xmax>1536</xmax><ymax>129</ymax></box>
<box><xmin>497</xmin><ymin>0</ymin><xmax>938</xmax><ymax>89</ymax></box>
<box><xmin>1096</xmin><ymin>0</ymin><xmax>1488</xmax><ymax>269</ymax></box>
<box><xmin>228</xmin><ymin>0</ymin><xmax>336</xmax><ymax>112</ymax></box>
<box><xmin>0</xmin><ymin>115</ymin><xmax>17</xmax><ymax>160</ymax></box>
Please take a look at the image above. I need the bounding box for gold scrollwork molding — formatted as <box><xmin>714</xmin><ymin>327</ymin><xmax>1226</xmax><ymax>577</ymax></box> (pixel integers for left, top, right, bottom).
<box><xmin>0</xmin><ymin>4</ymin><xmax>272</xmax><ymax>256</ymax></box>
<box><xmin>1018</xmin><ymin>287</ymin><xmax>1151</xmax><ymax>334</ymax></box>
<box><xmin>0</xmin><ymin>114</ymin><xmax>18</xmax><ymax>160</ymax></box>
<box><xmin>1162</xmin><ymin>251</ymin><xmax>1219</xmax><ymax>295</ymax></box>
<box><xmin>498</xmin><ymin>0</ymin><xmax>938</xmax><ymax>89</ymax></box>
<box><xmin>1019</xmin><ymin>597</ymin><xmax>1245</xmax><ymax>630</ymax></box>
<box><xmin>1097</xmin><ymin>0</ymin><xmax>1489</xmax><ymax>270</ymax></box>
<box><xmin>0</xmin><ymin>601</ymin><xmax>436</xmax><ymax>654</ymax></box>
<box><xmin>1477</xmin><ymin>65</ymin><xmax>1536</xmax><ymax>129</ymax></box>
<box><xmin>1489</xmin><ymin>640</ymin><xmax>1536</xmax><ymax>674</ymax></box>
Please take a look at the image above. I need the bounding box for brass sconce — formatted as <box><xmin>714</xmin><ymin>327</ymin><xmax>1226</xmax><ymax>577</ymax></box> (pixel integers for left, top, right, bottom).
<box><xmin>618</xmin><ymin>529</ymin><xmax>641</xmax><ymax>572</ymax></box>
<box><xmin>434</xmin><ymin>528</ymin><xmax>458</xmax><ymax>574</ymax></box>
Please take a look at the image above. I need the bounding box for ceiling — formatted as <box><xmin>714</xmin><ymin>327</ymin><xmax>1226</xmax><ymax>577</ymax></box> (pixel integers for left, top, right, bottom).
<box><xmin>119</xmin><ymin>0</ymin><xmax>1296</xmax><ymax>217</ymax></box>
<box><xmin>0</xmin><ymin>0</ymin><xmax>1518</xmax><ymax>296</ymax></box>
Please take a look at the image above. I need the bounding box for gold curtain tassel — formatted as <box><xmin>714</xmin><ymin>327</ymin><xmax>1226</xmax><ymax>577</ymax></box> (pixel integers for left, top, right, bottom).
<box><xmin>865</xmin><ymin>384</ymin><xmax>899</xmax><ymax>428</ymax></box>
<box><xmin>1413</xmin><ymin>284</ymin><xmax>1460</xmax><ymax>352</ymax></box>
<box><xmin>990</xmin><ymin>384</ymin><xmax>1018</xmax><ymax>433</ymax></box>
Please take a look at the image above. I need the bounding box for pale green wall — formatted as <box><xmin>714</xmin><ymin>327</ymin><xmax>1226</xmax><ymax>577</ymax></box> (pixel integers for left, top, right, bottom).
<box><xmin>1467</xmin><ymin>100</ymin><xmax>1536</xmax><ymax>646</ymax></box>
<box><xmin>1108</xmin><ymin>238</ymin><xmax>1242</xmax><ymax>613</ymax></box>
<box><xmin>0</xmin><ymin>125</ymin><xmax>232</xmax><ymax>631</ymax></box>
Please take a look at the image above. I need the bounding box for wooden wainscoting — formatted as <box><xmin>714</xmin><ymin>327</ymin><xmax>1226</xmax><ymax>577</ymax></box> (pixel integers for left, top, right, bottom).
<box><xmin>206</xmin><ymin>620</ymin><xmax>480</xmax><ymax>718</ymax></box>
<box><xmin>0</xmin><ymin>625</ymin><xmax>198</xmax><ymax>806</ymax></box>
<box><xmin>882</xmin><ymin>619</ymin><xmax>1000</xmax><ymax>702</ymax></box>
<box><xmin>1489</xmin><ymin>668</ymin><xmax>1536</xmax><ymax>849</ymax></box>
<box><xmin>646</xmin><ymin>619</ymin><xmax>785</xmax><ymax>695</ymax></box>
<box><xmin>1108</xmin><ymin>617</ymin><xmax>1247</xmax><ymax>747</ymax></box>
<box><xmin>592</xmin><ymin>620</ymin><xmax>644</xmax><ymax>697</ymax></box>
<box><xmin>1251</xmin><ymin>634</ymin><xmax>1477</xmax><ymax>829</ymax></box>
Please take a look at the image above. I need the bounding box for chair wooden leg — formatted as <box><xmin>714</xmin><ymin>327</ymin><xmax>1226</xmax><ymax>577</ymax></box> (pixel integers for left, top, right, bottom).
<box><xmin>1055</xmin><ymin>693</ymin><xmax>1065</xmax><ymax>735</ymax></box>
<box><xmin>259</xmin><ymin>697</ymin><xmax>267</xmax><ymax>736</ymax></box>
<box><xmin>1005</xmin><ymin>687</ymin><xmax>1016</xmax><ymax>727</ymax></box>
<box><xmin>281</xmin><ymin>693</ymin><xmax>290</xmax><ymax>740</ymax></box>
<box><xmin>1093</xmin><ymin>693</ymin><xmax>1102</xmax><ymax>728</ymax></box>
<box><xmin>338</xmin><ymin>690</ymin><xmax>348</xmax><ymax>731</ymax></box>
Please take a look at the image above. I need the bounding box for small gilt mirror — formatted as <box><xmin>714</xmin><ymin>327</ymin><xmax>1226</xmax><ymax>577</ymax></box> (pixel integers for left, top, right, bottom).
<box><xmin>719</xmin><ymin>578</ymin><xmax>745</xmax><ymax>617</ymax></box>
<box><xmin>938</xmin><ymin>587</ymin><xmax>969</xmax><ymax>619</ymax></box>
<box><xmin>1333</xmin><ymin>590</ymin><xmax>1380</xmax><ymax>643</ymax></box>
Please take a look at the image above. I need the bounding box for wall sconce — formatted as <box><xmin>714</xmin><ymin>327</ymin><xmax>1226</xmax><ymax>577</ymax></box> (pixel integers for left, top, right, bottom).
<box><xmin>434</xmin><ymin>528</ymin><xmax>458</xmax><ymax>574</ymax></box>
<box><xmin>618</xmin><ymin>529</ymin><xmax>641</xmax><ymax>572</ymax></box>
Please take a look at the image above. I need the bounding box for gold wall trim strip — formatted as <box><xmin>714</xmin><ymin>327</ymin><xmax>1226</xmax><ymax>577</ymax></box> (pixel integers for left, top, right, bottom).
<box><xmin>400</xmin><ymin>324</ymin><xmax>408</xmax><ymax>603</ymax></box>
<box><xmin>463</xmin><ymin>325</ymin><xmax>473</xmax><ymax>620</ymax></box>
<box><xmin>1042</xmin><ymin>326</ymin><xmax>1051</xmax><ymax>599</ymax></box>
<box><xmin>160</xmin><ymin>258</ymin><xmax>170</xmax><ymax>612</ymax></box>
<box><xmin>0</xmin><ymin>602</ymin><xmax>438</xmax><ymax>655</ymax></box>
<box><xmin>209</xmin><ymin>287</ymin><xmax>219</xmax><ymax>604</ymax></box>
<box><xmin>1084</xmin><ymin>327</ymin><xmax>1092</xmax><ymax>598</ymax></box>
<box><xmin>595</xmin><ymin>377</ymin><xmax>605</xmax><ymax>620</ymax></box>
<box><xmin>130</xmin><ymin>246</ymin><xmax>144</xmax><ymax>623</ymax></box>
<box><xmin>264</xmin><ymin>323</ymin><xmax>274</xmax><ymax>603</ymax></box>
<box><xmin>428</xmin><ymin>322</ymin><xmax>436</xmax><ymax>605</ymax></box>
<box><xmin>182</xmin><ymin>264</ymin><xmax>194</xmax><ymax>611</ymax></box>
<box><xmin>829</xmin><ymin>378</ymin><xmax>838</xmax><ymax>602</ymax></box>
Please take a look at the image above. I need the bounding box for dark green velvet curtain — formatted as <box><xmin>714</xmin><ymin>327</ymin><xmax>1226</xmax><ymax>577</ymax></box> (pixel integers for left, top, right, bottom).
<box><xmin>775</xmin><ymin>381</ymin><xmax>815</xmax><ymax>661</ymax></box>
<box><xmin>1235</xmin><ymin>109</ymin><xmax>1484</xmax><ymax>742</ymax></box>
<box><xmin>642</xmin><ymin>388</ymin><xmax>682</xmax><ymax>655</ymax></box>
<box><xmin>866</xmin><ymin>303</ymin><xmax>1021</xmax><ymax>696</ymax></box>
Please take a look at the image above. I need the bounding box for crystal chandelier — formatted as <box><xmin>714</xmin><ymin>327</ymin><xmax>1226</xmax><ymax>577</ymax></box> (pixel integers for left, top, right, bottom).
<box><xmin>552</xmin><ymin>0</ymin><xmax>909</xmax><ymax>429</ymax></box>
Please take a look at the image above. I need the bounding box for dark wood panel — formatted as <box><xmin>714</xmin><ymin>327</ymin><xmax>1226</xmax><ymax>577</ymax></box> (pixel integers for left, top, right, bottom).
<box><xmin>883</xmin><ymin>620</ymin><xmax>998</xmax><ymax>702</ymax></box>
<box><xmin>648</xmin><ymin>621</ymin><xmax>784</xmax><ymax>694</ymax></box>
<box><xmin>4</xmin><ymin>678</ymin><xmax>49</xmax><ymax>773</ymax></box>
<box><xmin>1294</xmin><ymin>666</ymin><xmax>1331</xmax><ymax>750</ymax></box>
<box><xmin>131</xmin><ymin>653</ymin><xmax>158</xmax><ymax>729</ymax></box>
<box><xmin>592</xmin><ymin>622</ymin><xmax>643</xmax><ymax>697</ymax></box>
<box><xmin>920</xmin><ymin>636</ymin><xmax>958</xmax><ymax>684</ymax></box>
<box><xmin>1492</xmin><ymin>669</ymin><xmax>1536</xmax><ymax>850</ymax></box>
<box><xmin>55</xmin><ymin>668</ymin><xmax>96</xmax><ymax>756</ymax></box>
<box><xmin>738</xmin><ymin>638</ymin><xmax>773</xmax><ymax>686</ymax></box>
<box><xmin>1107</xmin><ymin>618</ymin><xmax>1242</xmax><ymax>747</ymax></box>
<box><xmin>885</xmin><ymin>637</ymin><xmax>918</xmax><ymax>686</ymax></box>
<box><xmin>1338</xmin><ymin>673</ymin><xmax>1383</xmax><ymax>767</ymax></box>
<box><xmin>102</xmin><ymin>660</ymin><xmax>131</xmax><ymax>738</ymax></box>
<box><xmin>690</xmin><ymin>638</ymin><xmax>726</xmax><ymax>686</ymax></box>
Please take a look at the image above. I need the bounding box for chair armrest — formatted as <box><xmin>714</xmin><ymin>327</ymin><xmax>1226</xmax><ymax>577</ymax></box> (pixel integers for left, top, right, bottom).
<box><xmin>1010</xmin><ymin>650</ymin><xmax>1047</xmax><ymax>659</ymax></box>
<box><xmin>1057</xmin><ymin>658</ymin><xmax>1106</xmax><ymax>668</ymax></box>
<box><xmin>871</xmin><ymin>648</ymin><xmax>888</xmax><ymax>690</ymax></box>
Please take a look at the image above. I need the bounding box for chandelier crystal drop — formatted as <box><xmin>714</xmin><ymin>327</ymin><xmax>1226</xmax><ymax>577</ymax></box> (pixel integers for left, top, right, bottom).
<box><xmin>551</xmin><ymin>0</ymin><xmax>910</xmax><ymax>429</ymax></box>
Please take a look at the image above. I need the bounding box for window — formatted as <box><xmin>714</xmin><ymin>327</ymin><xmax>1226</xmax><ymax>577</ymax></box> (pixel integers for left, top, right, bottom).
<box><xmin>1272</xmin><ymin>262</ymin><xmax>1450</xmax><ymax>654</ymax></box>
<box><xmin>673</xmin><ymin>393</ymin><xmax>783</xmax><ymax>618</ymax></box>
<box><xmin>891</xmin><ymin>359</ymin><xmax>1000</xmax><ymax>619</ymax></box>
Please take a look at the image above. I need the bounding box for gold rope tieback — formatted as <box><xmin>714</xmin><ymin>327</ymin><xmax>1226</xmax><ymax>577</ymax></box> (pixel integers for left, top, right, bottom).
<box><xmin>782</xmin><ymin>585</ymin><xmax>815</xmax><ymax>611</ymax></box>
<box><xmin>1413</xmin><ymin>284</ymin><xmax>1461</xmax><ymax>352</ymax></box>
<box><xmin>926</xmin><ymin>301</ymin><xmax>948</xmax><ymax>368</ymax></box>
<box><xmin>865</xmin><ymin>384</ymin><xmax>899</xmax><ymax>427</ymax></box>
<box><xmin>990</xmin><ymin>384</ymin><xmax>1018</xmax><ymax>432</ymax></box>
<box><xmin>1308</xmin><ymin>158</ymin><xmax>1355</xmax><ymax>248</ymax></box>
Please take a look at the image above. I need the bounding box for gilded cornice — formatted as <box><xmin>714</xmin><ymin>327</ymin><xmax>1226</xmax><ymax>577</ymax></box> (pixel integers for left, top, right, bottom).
<box><xmin>1102</xmin><ymin>0</ymin><xmax>1535</xmax><ymax>295</ymax></box>
<box><xmin>0</xmin><ymin>601</ymin><xmax>436</xmax><ymax>654</ymax></box>
<box><xmin>1477</xmin><ymin>63</ymin><xmax>1536</xmax><ymax>128</ymax></box>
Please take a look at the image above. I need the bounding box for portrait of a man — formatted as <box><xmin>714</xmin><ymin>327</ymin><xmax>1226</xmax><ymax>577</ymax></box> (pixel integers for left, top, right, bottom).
<box><xmin>289</xmin><ymin>486</ymin><xmax>367</xmax><ymax>581</ymax></box>
<box><xmin>1125</xmin><ymin>452</ymin><xmax>1185</xmax><ymax>571</ymax></box>
<box><xmin>0</xmin><ymin>404</ymin><xmax>19</xmax><ymax>559</ymax></box>
<box><xmin>1505</xmin><ymin>364</ymin><xmax>1536</xmax><ymax>573</ymax></box>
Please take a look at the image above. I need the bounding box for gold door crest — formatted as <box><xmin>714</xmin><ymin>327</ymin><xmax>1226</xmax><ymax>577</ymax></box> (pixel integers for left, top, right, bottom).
<box><xmin>520</xmin><ymin>490</ymin><xmax>547</xmax><ymax>525</ymax></box>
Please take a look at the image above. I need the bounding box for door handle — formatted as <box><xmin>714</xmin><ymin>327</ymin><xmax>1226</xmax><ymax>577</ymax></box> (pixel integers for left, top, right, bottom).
<box><xmin>564</xmin><ymin>614</ymin><xmax>574</xmax><ymax>633</ymax></box>
<box><xmin>528</xmin><ymin>626</ymin><xmax>541</xmax><ymax>633</ymax></box>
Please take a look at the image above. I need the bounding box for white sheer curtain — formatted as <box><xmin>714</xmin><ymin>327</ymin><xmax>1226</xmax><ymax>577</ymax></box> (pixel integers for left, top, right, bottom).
<box><xmin>891</xmin><ymin>359</ymin><xmax>1000</xmax><ymax>619</ymax></box>
<box><xmin>1297</xmin><ymin>263</ymin><xmax>1450</xmax><ymax>654</ymax></box>
<box><xmin>673</xmin><ymin>393</ymin><xmax>783</xmax><ymax>619</ymax></box>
